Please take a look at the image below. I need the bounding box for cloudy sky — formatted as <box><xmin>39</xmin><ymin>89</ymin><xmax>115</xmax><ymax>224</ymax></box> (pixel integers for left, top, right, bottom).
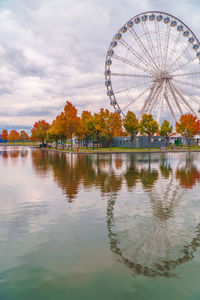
<box><xmin>0</xmin><ymin>0</ymin><xmax>199</xmax><ymax>130</ymax></box>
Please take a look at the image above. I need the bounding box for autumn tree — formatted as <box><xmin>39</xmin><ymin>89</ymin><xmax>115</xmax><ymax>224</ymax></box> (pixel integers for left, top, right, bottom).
<box><xmin>100</xmin><ymin>109</ymin><xmax>123</xmax><ymax>150</ymax></box>
<box><xmin>81</xmin><ymin>111</ymin><xmax>95</xmax><ymax>148</ymax></box>
<box><xmin>123</xmin><ymin>111</ymin><xmax>139</xmax><ymax>147</ymax></box>
<box><xmin>19</xmin><ymin>130</ymin><xmax>29</xmax><ymax>144</ymax></box>
<box><xmin>159</xmin><ymin>120</ymin><xmax>173</xmax><ymax>147</ymax></box>
<box><xmin>31</xmin><ymin>120</ymin><xmax>50</xmax><ymax>144</ymax></box>
<box><xmin>30</xmin><ymin>129</ymin><xmax>38</xmax><ymax>145</ymax></box>
<box><xmin>93</xmin><ymin>112</ymin><xmax>103</xmax><ymax>146</ymax></box>
<box><xmin>47</xmin><ymin>118</ymin><xmax>64</xmax><ymax>148</ymax></box>
<box><xmin>1</xmin><ymin>129</ymin><xmax>8</xmax><ymax>142</ymax></box>
<box><xmin>52</xmin><ymin>113</ymin><xmax>69</xmax><ymax>148</ymax></box>
<box><xmin>63</xmin><ymin>101</ymin><xmax>81</xmax><ymax>150</ymax></box>
<box><xmin>8</xmin><ymin>130</ymin><xmax>20</xmax><ymax>144</ymax></box>
<box><xmin>176</xmin><ymin>113</ymin><xmax>200</xmax><ymax>148</ymax></box>
<box><xmin>139</xmin><ymin>114</ymin><xmax>159</xmax><ymax>150</ymax></box>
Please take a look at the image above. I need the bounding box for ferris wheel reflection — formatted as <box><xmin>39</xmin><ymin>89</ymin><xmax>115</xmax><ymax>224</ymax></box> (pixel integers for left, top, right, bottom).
<box><xmin>107</xmin><ymin>153</ymin><xmax>200</xmax><ymax>278</ymax></box>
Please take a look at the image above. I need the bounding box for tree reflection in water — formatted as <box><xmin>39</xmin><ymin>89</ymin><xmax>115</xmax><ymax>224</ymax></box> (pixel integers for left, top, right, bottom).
<box><xmin>30</xmin><ymin>150</ymin><xmax>200</xmax><ymax>277</ymax></box>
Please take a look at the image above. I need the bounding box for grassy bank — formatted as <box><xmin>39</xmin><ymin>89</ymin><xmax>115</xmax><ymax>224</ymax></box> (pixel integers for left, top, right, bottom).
<box><xmin>43</xmin><ymin>146</ymin><xmax>200</xmax><ymax>154</ymax></box>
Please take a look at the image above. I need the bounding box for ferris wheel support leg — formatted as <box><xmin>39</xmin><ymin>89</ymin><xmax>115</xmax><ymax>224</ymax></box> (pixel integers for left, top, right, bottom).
<box><xmin>156</xmin><ymin>80</ymin><xmax>166</xmax><ymax>124</ymax></box>
<box><xmin>164</xmin><ymin>92</ymin><xmax>177</xmax><ymax>122</ymax></box>
<box><xmin>138</xmin><ymin>82</ymin><xmax>157</xmax><ymax>119</ymax></box>
<box><xmin>148</xmin><ymin>83</ymin><xmax>163</xmax><ymax>114</ymax></box>
<box><xmin>171</xmin><ymin>83</ymin><xmax>200</xmax><ymax>119</ymax></box>
<box><xmin>168</xmin><ymin>82</ymin><xmax>183</xmax><ymax>115</ymax></box>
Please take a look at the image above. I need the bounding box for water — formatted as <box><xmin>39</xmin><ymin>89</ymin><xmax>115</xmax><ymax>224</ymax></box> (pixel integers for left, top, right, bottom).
<box><xmin>0</xmin><ymin>146</ymin><xmax>200</xmax><ymax>300</ymax></box>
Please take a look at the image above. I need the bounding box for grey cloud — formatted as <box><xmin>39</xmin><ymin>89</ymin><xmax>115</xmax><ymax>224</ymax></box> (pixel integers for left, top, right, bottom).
<box><xmin>0</xmin><ymin>0</ymin><xmax>199</xmax><ymax>127</ymax></box>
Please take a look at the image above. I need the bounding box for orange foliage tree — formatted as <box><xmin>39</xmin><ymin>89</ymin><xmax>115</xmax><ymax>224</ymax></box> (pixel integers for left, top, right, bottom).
<box><xmin>47</xmin><ymin>117</ymin><xmax>66</xmax><ymax>148</ymax></box>
<box><xmin>176</xmin><ymin>113</ymin><xmax>200</xmax><ymax>147</ymax></box>
<box><xmin>19</xmin><ymin>130</ymin><xmax>29</xmax><ymax>144</ymax></box>
<box><xmin>8</xmin><ymin>130</ymin><xmax>20</xmax><ymax>144</ymax></box>
<box><xmin>100</xmin><ymin>109</ymin><xmax>123</xmax><ymax>150</ymax></box>
<box><xmin>1</xmin><ymin>129</ymin><xmax>8</xmax><ymax>141</ymax></box>
<box><xmin>63</xmin><ymin>101</ymin><xmax>81</xmax><ymax>150</ymax></box>
<box><xmin>31</xmin><ymin>120</ymin><xmax>50</xmax><ymax>144</ymax></box>
<box><xmin>81</xmin><ymin>111</ymin><xmax>95</xmax><ymax>148</ymax></box>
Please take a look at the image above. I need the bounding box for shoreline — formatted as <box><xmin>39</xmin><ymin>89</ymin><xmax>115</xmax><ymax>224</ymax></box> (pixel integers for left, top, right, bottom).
<box><xmin>1</xmin><ymin>144</ymin><xmax>200</xmax><ymax>154</ymax></box>
<box><xmin>40</xmin><ymin>147</ymin><xmax>200</xmax><ymax>155</ymax></box>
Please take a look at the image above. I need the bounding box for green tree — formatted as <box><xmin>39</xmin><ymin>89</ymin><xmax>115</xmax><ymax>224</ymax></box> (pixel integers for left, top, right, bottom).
<box><xmin>139</xmin><ymin>114</ymin><xmax>159</xmax><ymax>150</ymax></box>
<box><xmin>123</xmin><ymin>111</ymin><xmax>139</xmax><ymax>147</ymax></box>
<box><xmin>159</xmin><ymin>120</ymin><xmax>173</xmax><ymax>146</ymax></box>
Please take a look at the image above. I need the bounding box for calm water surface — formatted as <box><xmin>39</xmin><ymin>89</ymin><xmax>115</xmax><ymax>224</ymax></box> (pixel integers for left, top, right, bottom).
<box><xmin>0</xmin><ymin>146</ymin><xmax>200</xmax><ymax>300</ymax></box>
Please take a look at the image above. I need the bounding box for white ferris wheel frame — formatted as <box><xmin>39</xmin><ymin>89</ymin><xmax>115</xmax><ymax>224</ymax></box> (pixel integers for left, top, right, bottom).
<box><xmin>105</xmin><ymin>11</ymin><xmax>200</xmax><ymax>124</ymax></box>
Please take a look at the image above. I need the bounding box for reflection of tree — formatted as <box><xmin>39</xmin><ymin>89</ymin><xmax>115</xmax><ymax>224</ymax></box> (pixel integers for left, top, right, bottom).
<box><xmin>114</xmin><ymin>155</ymin><xmax>123</xmax><ymax>170</ymax></box>
<box><xmin>159</xmin><ymin>155</ymin><xmax>172</xmax><ymax>179</ymax></box>
<box><xmin>140</xmin><ymin>168</ymin><xmax>158</xmax><ymax>188</ymax></box>
<box><xmin>51</xmin><ymin>154</ymin><xmax>82</xmax><ymax>202</ymax></box>
<box><xmin>9</xmin><ymin>150</ymin><xmax>19</xmax><ymax>158</ymax></box>
<box><xmin>21</xmin><ymin>150</ymin><xmax>28</xmax><ymax>158</ymax></box>
<box><xmin>124</xmin><ymin>155</ymin><xmax>140</xmax><ymax>189</ymax></box>
<box><xmin>31</xmin><ymin>150</ymin><xmax>51</xmax><ymax>176</ymax></box>
<box><xmin>176</xmin><ymin>154</ymin><xmax>200</xmax><ymax>189</ymax></box>
<box><xmin>2</xmin><ymin>151</ymin><xmax>8</xmax><ymax>159</ymax></box>
<box><xmin>31</xmin><ymin>151</ymin><xmax>122</xmax><ymax>202</ymax></box>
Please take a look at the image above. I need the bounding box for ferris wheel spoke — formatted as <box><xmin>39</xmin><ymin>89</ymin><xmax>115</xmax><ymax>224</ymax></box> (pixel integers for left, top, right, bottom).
<box><xmin>163</xmin><ymin>23</ymin><xmax>172</xmax><ymax>69</ymax></box>
<box><xmin>166</xmin><ymin>32</ymin><xmax>182</xmax><ymax>69</ymax></box>
<box><xmin>172</xmin><ymin>79</ymin><xmax>200</xmax><ymax>90</ymax></box>
<box><xmin>156</xmin><ymin>80</ymin><xmax>166</xmax><ymax>124</ymax></box>
<box><xmin>141</xmin><ymin>22</ymin><xmax>160</xmax><ymax>70</ymax></box>
<box><xmin>148</xmin><ymin>83</ymin><xmax>164</xmax><ymax>113</ymax></box>
<box><xmin>164</xmin><ymin>91</ymin><xmax>177</xmax><ymax>122</ymax></box>
<box><xmin>114</xmin><ymin>79</ymin><xmax>154</xmax><ymax>95</ymax></box>
<box><xmin>119</xmin><ymin>39</ymin><xmax>156</xmax><ymax>73</ymax></box>
<box><xmin>122</xmin><ymin>86</ymin><xmax>150</xmax><ymax>111</ymax></box>
<box><xmin>172</xmin><ymin>83</ymin><xmax>200</xmax><ymax>105</ymax></box>
<box><xmin>167</xmin><ymin>82</ymin><xmax>183</xmax><ymax>115</ymax></box>
<box><xmin>138</xmin><ymin>82</ymin><xmax>158</xmax><ymax>118</ymax></box>
<box><xmin>129</xmin><ymin>28</ymin><xmax>158</xmax><ymax>71</ymax></box>
<box><xmin>173</xmin><ymin>71</ymin><xmax>200</xmax><ymax>77</ymax></box>
<box><xmin>112</xmin><ymin>54</ymin><xmax>154</xmax><ymax>75</ymax></box>
<box><xmin>171</xmin><ymin>56</ymin><xmax>199</xmax><ymax>73</ymax></box>
<box><xmin>171</xmin><ymin>82</ymin><xmax>200</xmax><ymax>118</ymax></box>
<box><xmin>154</xmin><ymin>20</ymin><xmax>163</xmax><ymax>69</ymax></box>
<box><xmin>111</xmin><ymin>72</ymin><xmax>152</xmax><ymax>78</ymax></box>
<box><xmin>167</xmin><ymin>43</ymin><xmax>192</xmax><ymax>72</ymax></box>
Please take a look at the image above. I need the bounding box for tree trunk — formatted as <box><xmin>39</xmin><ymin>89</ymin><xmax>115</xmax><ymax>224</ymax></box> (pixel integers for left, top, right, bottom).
<box><xmin>109</xmin><ymin>138</ymin><xmax>112</xmax><ymax>151</ymax></box>
<box><xmin>86</xmin><ymin>138</ymin><xmax>88</xmax><ymax>149</ymax></box>
<box><xmin>131</xmin><ymin>132</ymin><xmax>133</xmax><ymax>148</ymax></box>
<box><xmin>70</xmin><ymin>132</ymin><xmax>73</xmax><ymax>151</ymax></box>
<box><xmin>148</xmin><ymin>135</ymin><xmax>150</xmax><ymax>151</ymax></box>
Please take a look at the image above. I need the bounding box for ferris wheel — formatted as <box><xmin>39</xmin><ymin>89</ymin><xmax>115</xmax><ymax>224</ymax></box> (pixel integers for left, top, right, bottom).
<box><xmin>105</xmin><ymin>11</ymin><xmax>200</xmax><ymax>124</ymax></box>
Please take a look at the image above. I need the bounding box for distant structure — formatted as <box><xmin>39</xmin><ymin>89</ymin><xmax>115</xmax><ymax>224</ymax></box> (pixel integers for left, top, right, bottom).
<box><xmin>105</xmin><ymin>11</ymin><xmax>200</xmax><ymax>125</ymax></box>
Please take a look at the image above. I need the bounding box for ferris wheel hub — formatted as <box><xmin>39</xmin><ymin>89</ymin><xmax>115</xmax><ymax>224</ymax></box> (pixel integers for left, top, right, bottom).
<box><xmin>155</xmin><ymin>71</ymin><xmax>173</xmax><ymax>81</ymax></box>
